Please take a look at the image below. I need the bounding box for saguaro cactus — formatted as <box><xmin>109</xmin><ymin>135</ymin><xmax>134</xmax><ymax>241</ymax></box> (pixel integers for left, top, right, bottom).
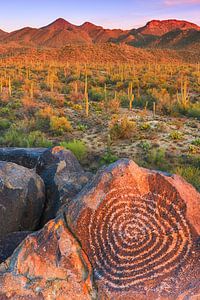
<box><xmin>30</xmin><ymin>82</ymin><xmax>34</xmax><ymax>99</ymax></box>
<box><xmin>177</xmin><ymin>76</ymin><xmax>190</xmax><ymax>109</ymax></box>
<box><xmin>153</xmin><ymin>102</ymin><xmax>156</xmax><ymax>118</ymax></box>
<box><xmin>128</xmin><ymin>82</ymin><xmax>134</xmax><ymax>110</ymax></box>
<box><xmin>8</xmin><ymin>77</ymin><xmax>12</xmax><ymax>97</ymax></box>
<box><xmin>85</xmin><ymin>74</ymin><xmax>89</xmax><ymax>117</ymax></box>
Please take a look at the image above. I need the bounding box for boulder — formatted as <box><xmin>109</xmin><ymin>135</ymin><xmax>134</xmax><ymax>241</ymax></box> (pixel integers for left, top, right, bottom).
<box><xmin>0</xmin><ymin>216</ymin><xmax>97</xmax><ymax>300</ymax></box>
<box><xmin>0</xmin><ymin>161</ymin><xmax>45</xmax><ymax>239</ymax></box>
<box><xmin>0</xmin><ymin>231</ymin><xmax>31</xmax><ymax>263</ymax></box>
<box><xmin>37</xmin><ymin>147</ymin><xmax>92</xmax><ymax>225</ymax></box>
<box><xmin>66</xmin><ymin>159</ymin><xmax>200</xmax><ymax>300</ymax></box>
<box><xmin>0</xmin><ymin>148</ymin><xmax>47</xmax><ymax>169</ymax></box>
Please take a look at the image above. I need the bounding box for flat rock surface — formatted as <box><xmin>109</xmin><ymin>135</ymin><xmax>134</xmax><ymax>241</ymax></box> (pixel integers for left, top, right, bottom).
<box><xmin>66</xmin><ymin>159</ymin><xmax>200</xmax><ymax>300</ymax></box>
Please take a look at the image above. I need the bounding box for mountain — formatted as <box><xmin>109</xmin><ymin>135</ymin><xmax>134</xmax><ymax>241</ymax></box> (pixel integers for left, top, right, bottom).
<box><xmin>112</xmin><ymin>20</ymin><xmax>200</xmax><ymax>49</ymax></box>
<box><xmin>149</xmin><ymin>29</ymin><xmax>200</xmax><ymax>49</ymax></box>
<box><xmin>137</xmin><ymin>19</ymin><xmax>200</xmax><ymax>36</ymax></box>
<box><xmin>0</xmin><ymin>18</ymin><xmax>199</xmax><ymax>50</ymax></box>
<box><xmin>79</xmin><ymin>22</ymin><xmax>127</xmax><ymax>43</ymax></box>
<box><xmin>0</xmin><ymin>29</ymin><xmax>8</xmax><ymax>39</ymax></box>
<box><xmin>2</xmin><ymin>19</ymin><xmax>92</xmax><ymax>47</ymax></box>
<box><xmin>3</xmin><ymin>27</ymin><xmax>38</xmax><ymax>45</ymax></box>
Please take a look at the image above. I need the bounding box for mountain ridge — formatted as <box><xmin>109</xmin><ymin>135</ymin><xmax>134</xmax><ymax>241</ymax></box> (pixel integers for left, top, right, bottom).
<box><xmin>0</xmin><ymin>18</ymin><xmax>199</xmax><ymax>49</ymax></box>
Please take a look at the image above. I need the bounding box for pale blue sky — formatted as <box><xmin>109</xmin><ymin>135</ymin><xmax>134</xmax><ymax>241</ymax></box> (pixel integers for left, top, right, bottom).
<box><xmin>0</xmin><ymin>0</ymin><xmax>199</xmax><ymax>32</ymax></box>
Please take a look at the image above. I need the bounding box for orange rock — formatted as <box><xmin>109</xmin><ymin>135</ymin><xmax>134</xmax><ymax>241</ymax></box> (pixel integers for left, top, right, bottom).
<box><xmin>0</xmin><ymin>216</ymin><xmax>96</xmax><ymax>300</ymax></box>
<box><xmin>51</xmin><ymin>146</ymin><xmax>65</xmax><ymax>154</ymax></box>
<box><xmin>66</xmin><ymin>159</ymin><xmax>200</xmax><ymax>300</ymax></box>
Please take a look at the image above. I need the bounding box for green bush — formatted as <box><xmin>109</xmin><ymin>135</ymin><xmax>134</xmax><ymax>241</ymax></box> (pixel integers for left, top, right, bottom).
<box><xmin>60</xmin><ymin>140</ymin><xmax>87</xmax><ymax>161</ymax></box>
<box><xmin>0</xmin><ymin>126</ymin><xmax>52</xmax><ymax>148</ymax></box>
<box><xmin>100</xmin><ymin>150</ymin><xmax>118</xmax><ymax>166</ymax></box>
<box><xmin>26</xmin><ymin>131</ymin><xmax>53</xmax><ymax>148</ymax></box>
<box><xmin>77</xmin><ymin>123</ymin><xmax>88</xmax><ymax>132</ymax></box>
<box><xmin>188</xmin><ymin>144</ymin><xmax>198</xmax><ymax>154</ymax></box>
<box><xmin>169</xmin><ymin>131</ymin><xmax>183</xmax><ymax>140</ymax></box>
<box><xmin>147</xmin><ymin>148</ymin><xmax>167</xmax><ymax>170</ymax></box>
<box><xmin>0</xmin><ymin>119</ymin><xmax>11</xmax><ymax>130</ymax></box>
<box><xmin>138</xmin><ymin>141</ymin><xmax>151</xmax><ymax>152</ymax></box>
<box><xmin>140</xmin><ymin>122</ymin><xmax>151</xmax><ymax>131</ymax></box>
<box><xmin>187</xmin><ymin>103</ymin><xmax>200</xmax><ymax>120</ymax></box>
<box><xmin>192</xmin><ymin>138</ymin><xmax>200</xmax><ymax>146</ymax></box>
<box><xmin>88</xmin><ymin>87</ymin><xmax>104</xmax><ymax>102</ymax></box>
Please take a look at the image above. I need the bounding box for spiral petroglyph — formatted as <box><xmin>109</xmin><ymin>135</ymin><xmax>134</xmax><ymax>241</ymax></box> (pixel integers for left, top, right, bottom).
<box><xmin>67</xmin><ymin>160</ymin><xmax>200</xmax><ymax>299</ymax></box>
<box><xmin>88</xmin><ymin>187</ymin><xmax>192</xmax><ymax>290</ymax></box>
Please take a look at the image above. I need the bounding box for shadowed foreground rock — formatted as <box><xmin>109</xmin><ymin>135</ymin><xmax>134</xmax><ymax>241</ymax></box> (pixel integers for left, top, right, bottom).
<box><xmin>37</xmin><ymin>147</ymin><xmax>92</xmax><ymax>225</ymax></box>
<box><xmin>0</xmin><ymin>148</ymin><xmax>47</xmax><ymax>169</ymax></box>
<box><xmin>0</xmin><ymin>216</ymin><xmax>97</xmax><ymax>300</ymax></box>
<box><xmin>0</xmin><ymin>161</ymin><xmax>45</xmax><ymax>239</ymax></box>
<box><xmin>0</xmin><ymin>231</ymin><xmax>31</xmax><ymax>263</ymax></box>
<box><xmin>66</xmin><ymin>159</ymin><xmax>200</xmax><ymax>300</ymax></box>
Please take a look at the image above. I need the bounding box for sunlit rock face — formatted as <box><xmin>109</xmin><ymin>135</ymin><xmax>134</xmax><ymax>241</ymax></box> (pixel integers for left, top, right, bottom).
<box><xmin>66</xmin><ymin>159</ymin><xmax>200</xmax><ymax>300</ymax></box>
<box><xmin>0</xmin><ymin>216</ymin><xmax>96</xmax><ymax>300</ymax></box>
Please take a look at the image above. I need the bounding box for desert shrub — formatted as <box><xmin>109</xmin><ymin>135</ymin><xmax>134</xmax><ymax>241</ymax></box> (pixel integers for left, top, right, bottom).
<box><xmin>22</xmin><ymin>97</ymin><xmax>37</xmax><ymax>113</ymax></box>
<box><xmin>72</xmin><ymin>104</ymin><xmax>82</xmax><ymax>110</ymax></box>
<box><xmin>140</xmin><ymin>122</ymin><xmax>151</xmax><ymax>131</ymax></box>
<box><xmin>188</xmin><ymin>145</ymin><xmax>198</xmax><ymax>154</ymax></box>
<box><xmin>77</xmin><ymin>123</ymin><xmax>88</xmax><ymax>132</ymax></box>
<box><xmin>187</xmin><ymin>121</ymin><xmax>198</xmax><ymax>128</ymax></box>
<box><xmin>147</xmin><ymin>148</ymin><xmax>168</xmax><ymax>170</ymax></box>
<box><xmin>39</xmin><ymin>106</ymin><xmax>54</xmax><ymax>117</ymax></box>
<box><xmin>192</xmin><ymin>138</ymin><xmax>200</xmax><ymax>146</ymax></box>
<box><xmin>0</xmin><ymin>126</ymin><xmax>25</xmax><ymax>147</ymax></box>
<box><xmin>40</xmin><ymin>82</ymin><xmax>50</xmax><ymax>91</ymax></box>
<box><xmin>60</xmin><ymin>140</ymin><xmax>87</xmax><ymax>161</ymax></box>
<box><xmin>88</xmin><ymin>87</ymin><xmax>104</xmax><ymax>102</ymax></box>
<box><xmin>12</xmin><ymin>79</ymin><xmax>23</xmax><ymax>89</ymax></box>
<box><xmin>60</xmin><ymin>86</ymin><xmax>70</xmax><ymax>94</ymax></box>
<box><xmin>108</xmin><ymin>98</ymin><xmax>120</xmax><ymax>113</ymax></box>
<box><xmin>0</xmin><ymin>107</ymin><xmax>12</xmax><ymax>117</ymax></box>
<box><xmin>0</xmin><ymin>126</ymin><xmax>52</xmax><ymax>148</ymax></box>
<box><xmin>169</xmin><ymin>131</ymin><xmax>183</xmax><ymax>140</ymax></box>
<box><xmin>138</xmin><ymin>140</ymin><xmax>151</xmax><ymax>152</ymax></box>
<box><xmin>36</xmin><ymin>106</ymin><xmax>55</xmax><ymax>130</ymax></box>
<box><xmin>26</xmin><ymin>131</ymin><xmax>53</xmax><ymax>147</ymax></box>
<box><xmin>187</xmin><ymin>103</ymin><xmax>200</xmax><ymax>120</ymax></box>
<box><xmin>50</xmin><ymin>116</ymin><xmax>72</xmax><ymax>135</ymax></box>
<box><xmin>0</xmin><ymin>119</ymin><xmax>11</xmax><ymax>130</ymax></box>
<box><xmin>120</xmin><ymin>95</ymin><xmax>129</xmax><ymax>108</ymax></box>
<box><xmin>174</xmin><ymin>166</ymin><xmax>200</xmax><ymax>191</ymax></box>
<box><xmin>100</xmin><ymin>150</ymin><xmax>118</xmax><ymax>166</ymax></box>
<box><xmin>109</xmin><ymin>116</ymin><xmax>136</xmax><ymax>140</ymax></box>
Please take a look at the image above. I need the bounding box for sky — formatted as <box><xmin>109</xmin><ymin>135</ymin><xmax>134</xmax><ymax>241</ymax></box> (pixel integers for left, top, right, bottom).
<box><xmin>0</xmin><ymin>0</ymin><xmax>199</xmax><ymax>32</ymax></box>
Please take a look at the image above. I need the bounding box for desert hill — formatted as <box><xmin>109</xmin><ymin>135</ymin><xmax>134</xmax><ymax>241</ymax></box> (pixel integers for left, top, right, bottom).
<box><xmin>0</xmin><ymin>18</ymin><xmax>199</xmax><ymax>50</ymax></box>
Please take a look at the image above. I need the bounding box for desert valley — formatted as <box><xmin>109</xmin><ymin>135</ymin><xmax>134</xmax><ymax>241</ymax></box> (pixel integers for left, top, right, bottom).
<box><xmin>0</xmin><ymin>6</ymin><xmax>199</xmax><ymax>299</ymax></box>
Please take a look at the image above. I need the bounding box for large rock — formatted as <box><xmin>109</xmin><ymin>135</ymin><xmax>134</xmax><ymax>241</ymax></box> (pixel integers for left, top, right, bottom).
<box><xmin>66</xmin><ymin>159</ymin><xmax>200</xmax><ymax>300</ymax></box>
<box><xmin>0</xmin><ymin>161</ymin><xmax>45</xmax><ymax>239</ymax></box>
<box><xmin>0</xmin><ymin>148</ymin><xmax>47</xmax><ymax>169</ymax></box>
<box><xmin>37</xmin><ymin>147</ymin><xmax>92</xmax><ymax>225</ymax></box>
<box><xmin>0</xmin><ymin>231</ymin><xmax>31</xmax><ymax>263</ymax></box>
<box><xmin>0</xmin><ymin>216</ymin><xmax>97</xmax><ymax>300</ymax></box>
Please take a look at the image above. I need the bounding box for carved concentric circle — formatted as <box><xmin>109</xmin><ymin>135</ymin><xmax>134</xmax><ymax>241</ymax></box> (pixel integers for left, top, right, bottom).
<box><xmin>88</xmin><ymin>187</ymin><xmax>192</xmax><ymax>290</ymax></box>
